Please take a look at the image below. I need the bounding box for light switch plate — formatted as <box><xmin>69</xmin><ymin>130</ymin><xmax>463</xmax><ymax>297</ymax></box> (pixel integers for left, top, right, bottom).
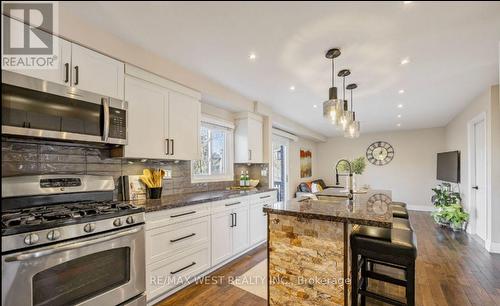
<box><xmin>164</xmin><ymin>169</ymin><xmax>172</xmax><ymax>179</ymax></box>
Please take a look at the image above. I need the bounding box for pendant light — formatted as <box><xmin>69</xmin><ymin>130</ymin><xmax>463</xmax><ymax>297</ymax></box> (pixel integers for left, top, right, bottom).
<box><xmin>322</xmin><ymin>48</ymin><xmax>344</xmax><ymax>126</ymax></box>
<box><xmin>345</xmin><ymin>83</ymin><xmax>360</xmax><ymax>138</ymax></box>
<box><xmin>338</xmin><ymin>69</ymin><xmax>353</xmax><ymax>131</ymax></box>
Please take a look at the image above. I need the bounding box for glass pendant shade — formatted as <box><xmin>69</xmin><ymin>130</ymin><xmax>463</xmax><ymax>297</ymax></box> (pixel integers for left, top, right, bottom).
<box><xmin>339</xmin><ymin>100</ymin><xmax>353</xmax><ymax>130</ymax></box>
<box><xmin>345</xmin><ymin>119</ymin><xmax>360</xmax><ymax>138</ymax></box>
<box><xmin>323</xmin><ymin>98</ymin><xmax>344</xmax><ymax>125</ymax></box>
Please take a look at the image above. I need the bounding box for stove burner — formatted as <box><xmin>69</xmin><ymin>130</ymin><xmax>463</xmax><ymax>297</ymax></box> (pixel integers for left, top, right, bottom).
<box><xmin>1</xmin><ymin>201</ymin><xmax>139</xmax><ymax>231</ymax></box>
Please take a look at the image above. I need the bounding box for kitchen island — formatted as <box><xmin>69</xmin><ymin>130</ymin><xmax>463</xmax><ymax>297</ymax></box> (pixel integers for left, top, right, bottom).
<box><xmin>263</xmin><ymin>190</ymin><xmax>393</xmax><ymax>306</ymax></box>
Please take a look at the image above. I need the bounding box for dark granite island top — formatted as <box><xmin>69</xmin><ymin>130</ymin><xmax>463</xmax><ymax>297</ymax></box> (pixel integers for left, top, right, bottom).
<box><xmin>130</xmin><ymin>187</ymin><xmax>277</xmax><ymax>213</ymax></box>
<box><xmin>265</xmin><ymin>190</ymin><xmax>394</xmax><ymax>305</ymax></box>
<box><xmin>263</xmin><ymin>190</ymin><xmax>394</xmax><ymax>228</ymax></box>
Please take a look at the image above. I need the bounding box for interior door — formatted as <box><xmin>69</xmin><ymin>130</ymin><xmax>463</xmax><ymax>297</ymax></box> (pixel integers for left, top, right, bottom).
<box><xmin>472</xmin><ymin>120</ymin><xmax>487</xmax><ymax>240</ymax></box>
<box><xmin>4</xmin><ymin>17</ymin><xmax>72</xmax><ymax>86</ymax></box>
<box><xmin>124</xmin><ymin>76</ymin><xmax>167</xmax><ymax>159</ymax></box>
<box><xmin>71</xmin><ymin>44</ymin><xmax>124</xmax><ymax>99</ymax></box>
<box><xmin>167</xmin><ymin>90</ymin><xmax>200</xmax><ymax>160</ymax></box>
<box><xmin>211</xmin><ymin>210</ymin><xmax>233</xmax><ymax>266</ymax></box>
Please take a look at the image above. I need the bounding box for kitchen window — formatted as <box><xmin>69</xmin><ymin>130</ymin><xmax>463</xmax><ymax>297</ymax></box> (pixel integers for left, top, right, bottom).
<box><xmin>192</xmin><ymin>118</ymin><xmax>234</xmax><ymax>182</ymax></box>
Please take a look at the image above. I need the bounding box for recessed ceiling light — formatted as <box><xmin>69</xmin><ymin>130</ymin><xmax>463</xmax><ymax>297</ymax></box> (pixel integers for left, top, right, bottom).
<box><xmin>289</xmin><ymin>85</ymin><xmax>295</xmax><ymax>91</ymax></box>
<box><xmin>313</xmin><ymin>104</ymin><xmax>318</xmax><ymax>108</ymax></box>
<box><xmin>400</xmin><ymin>57</ymin><xmax>410</xmax><ymax>65</ymax></box>
<box><xmin>249</xmin><ymin>52</ymin><xmax>257</xmax><ymax>61</ymax></box>
<box><xmin>403</xmin><ymin>1</ymin><xmax>413</xmax><ymax>4</ymax></box>
<box><xmin>397</xmin><ymin>114</ymin><xmax>402</xmax><ymax>118</ymax></box>
<box><xmin>398</xmin><ymin>104</ymin><xmax>404</xmax><ymax>108</ymax></box>
<box><xmin>397</xmin><ymin>123</ymin><xmax>402</xmax><ymax>127</ymax></box>
<box><xmin>398</xmin><ymin>89</ymin><xmax>405</xmax><ymax>94</ymax></box>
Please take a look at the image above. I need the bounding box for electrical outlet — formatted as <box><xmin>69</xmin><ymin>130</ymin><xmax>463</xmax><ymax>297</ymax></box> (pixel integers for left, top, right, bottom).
<box><xmin>164</xmin><ymin>169</ymin><xmax>172</xmax><ymax>179</ymax></box>
<box><xmin>261</xmin><ymin>169</ymin><xmax>268</xmax><ymax>176</ymax></box>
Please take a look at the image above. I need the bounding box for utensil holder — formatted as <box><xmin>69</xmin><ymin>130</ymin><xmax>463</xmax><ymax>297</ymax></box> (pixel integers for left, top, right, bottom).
<box><xmin>148</xmin><ymin>187</ymin><xmax>163</xmax><ymax>199</ymax></box>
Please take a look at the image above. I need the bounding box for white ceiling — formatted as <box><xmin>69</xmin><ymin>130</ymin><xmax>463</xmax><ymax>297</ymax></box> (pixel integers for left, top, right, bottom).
<box><xmin>61</xmin><ymin>1</ymin><xmax>500</xmax><ymax>137</ymax></box>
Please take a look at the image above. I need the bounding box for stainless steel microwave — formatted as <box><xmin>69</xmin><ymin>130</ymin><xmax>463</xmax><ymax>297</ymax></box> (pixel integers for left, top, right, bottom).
<box><xmin>1</xmin><ymin>70</ymin><xmax>127</xmax><ymax>145</ymax></box>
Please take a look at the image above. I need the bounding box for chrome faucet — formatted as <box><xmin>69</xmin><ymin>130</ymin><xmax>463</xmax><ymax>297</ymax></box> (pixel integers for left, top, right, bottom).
<box><xmin>335</xmin><ymin>159</ymin><xmax>354</xmax><ymax>199</ymax></box>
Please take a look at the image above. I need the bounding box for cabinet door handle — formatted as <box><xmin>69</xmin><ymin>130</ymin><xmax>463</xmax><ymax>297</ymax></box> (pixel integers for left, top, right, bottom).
<box><xmin>234</xmin><ymin>212</ymin><xmax>237</xmax><ymax>227</ymax></box>
<box><xmin>230</xmin><ymin>213</ymin><xmax>235</xmax><ymax>227</ymax></box>
<box><xmin>74</xmin><ymin>65</ymin><xmax>79</xmax><ymax>85</ymax></box>
<box><xmin>170</xmin><ymin>211</ymin><xmax>196</xmax><ymax>218</ymax></box>
<box><xmin>248</xmin><ymin>149</ymin><xmax>252</xmax><ymax>161</ymax></box>
<box><xmin>170</xmin><ymin>233</ymin><xmax>196</xmax><ymax>243</ymax></box>
<box><xmin>171</xmin><ymin>139</ymin><xmax>174</xmax><ymax>155</ymax></box>
<box><xmin>64</xmin><ymin>63</ymin><xmax>69</xmax><ymax>83</ymax></box>
<box><xmin>170</xmin><ymin>262</ymin><xmax>196</xmax><ymax>275</ymax></box>
<box><xmin>260</xmin><ymin>195</ymin><xmax>271</xmax><ymax>199</ymax></box>
<box><xmin>225</xmin><ymin>202</ymin><xmax>241</xmax><ymax>207</ymax></box>
<box><xmin>165</xmin><ymin>138</ymin><xmax>170</xmax><ymax>155</ymax></box>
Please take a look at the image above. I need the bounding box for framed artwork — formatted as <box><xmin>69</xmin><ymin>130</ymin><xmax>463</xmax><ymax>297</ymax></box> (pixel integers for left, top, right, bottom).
<box><xmin>300</xmin><ymin>149</ymin><xmax>312</xmax><ymax>178</ymax></box>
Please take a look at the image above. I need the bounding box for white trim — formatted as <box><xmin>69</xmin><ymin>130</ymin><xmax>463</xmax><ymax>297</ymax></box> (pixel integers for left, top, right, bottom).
<box><xmin>407</xmin><ymin>205</ymin><xmax>434</xmax><ymax>212</ymax></box>
<box><xmin>272</xmin><ymin>128</ymin><xmax>298</xmax><ymax>142</ymax></box>
<box><xmin>467</xmin><ymin>112</ymin><xmax>491</xmax><ymax>245</ymax></box>
<box><xmin>201</xmin><ymin>114</ymin><xmax>235</xmax><ymax>129</ymax></box>
<box><xmin>125</xmin><ymin>64</ymin><xmax>201</xmax><ymax>100</ymax></box>
<box><xmin>233</xmin><ymin>112</ymin><xmax>263</xmax><ymax>122</ymax></box>
<box><xmin>486</xmin><ymin>239</ymin><xmax>500</xmax><ymax>254</ymax></box>
<box><xmin>191</xmin><ymin>121</ymin><xmax>234</xmax><ymax>183</ymax></box>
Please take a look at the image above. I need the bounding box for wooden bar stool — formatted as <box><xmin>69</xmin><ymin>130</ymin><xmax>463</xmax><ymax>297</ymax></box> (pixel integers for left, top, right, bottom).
<box><xmin>351</xmin><ymin>225</ymin><xmax>417</xmax><ymax>306</ymax></box>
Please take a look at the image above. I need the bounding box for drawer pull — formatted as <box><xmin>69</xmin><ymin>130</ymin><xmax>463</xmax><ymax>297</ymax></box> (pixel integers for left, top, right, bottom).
<box><xmin>170</xmin><ymin>211</ymin><xmax>196</xmax><ymax>218</ymax></box>
<box><xmin>170</xmin><ymin>233</ymin><xmax>196</xmax><ymax>243</ymax></box>
<box><xmin>170</xmin><ymin>262</ymin><xmax>196</xmax><ymax>275</ymax></box>
<box><xmin>225</xmin><ymin>202</ymin><xmax>241</xmax><ymax>207</ymax></box>
<box><xmin>260</xmin><ymin>195</ymin><xmax>271</xmax><ymax>199</ymax></box>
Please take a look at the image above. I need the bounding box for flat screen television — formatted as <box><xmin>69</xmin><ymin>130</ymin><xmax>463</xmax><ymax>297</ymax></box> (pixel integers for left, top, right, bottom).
<box><xmin>437</xmin><ymin>151</ymin><xmax>460</xmax><ymax>183</ymax></box>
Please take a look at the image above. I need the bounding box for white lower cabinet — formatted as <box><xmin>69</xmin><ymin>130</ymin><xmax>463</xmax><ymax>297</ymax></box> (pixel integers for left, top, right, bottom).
<box><xmin>211</xmin><ymin>210</ymin><xmax>234</xmax><ymax>265</ymax></box>
<box><xmin>147</xmin><ymin>244</ymin><xmax>210</xmax><ymax>300</ymax></box>
<box><xmin>211</xmin><ymin>201</ymin><xmax>250</xmax><ymax>266</ymax></box>
<box><xmin>145</xmin><ymin>191</ymin><xmax>276</xmax><ymax>303</ymax></box>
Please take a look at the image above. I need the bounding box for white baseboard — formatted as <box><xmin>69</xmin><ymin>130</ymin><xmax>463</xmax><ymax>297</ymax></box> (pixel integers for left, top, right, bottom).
<box><xmin>406</xmin><ymin>205</ymin><xmax>433</xmax><ymax>212</ymax></box>
<box><xmin>486</xmin><ymin>239</ymin><xmax>500</xmax><ymax>254</ymax></box>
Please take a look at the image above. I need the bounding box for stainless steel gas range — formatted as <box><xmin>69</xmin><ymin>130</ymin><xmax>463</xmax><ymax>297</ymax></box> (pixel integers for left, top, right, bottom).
<box><xmin>1</xmin><ymin>175</ymin><xmax>146</xmax><ymax>306</ymax></box>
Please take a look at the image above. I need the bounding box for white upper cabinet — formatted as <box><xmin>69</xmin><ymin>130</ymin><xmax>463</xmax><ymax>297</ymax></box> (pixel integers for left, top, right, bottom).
<box><xmin>3</xmin><ymin>17</ymin><xmax>72</xmax><ymax>86</ymax></box>
<box><xmin>234</xmin><ymin>113</ymin><xmax>264</xmax><ymax>163</ymax></box>
<box><xmin>123</xmin><ymin>76</ymin><xmax>167</xmax><ymax>159</ymax></box>
<box><xmin>167</xmin><ymin>91</ymin><xmax>200</xmax><ymax>160</ymax></box>
<box><xmin>120</xmin><ymin>65</ymin><xmax>201</xmax><ymax>160</ymax></box>
<box><xmin>3</xmin><ymin>16</ymin><xmax>124</xmax><ymax>99</ymax></box>
<box><xmin>71</xmin><ymin>44</ymin><xmax>124</xmax><ymax>100</ymax></box>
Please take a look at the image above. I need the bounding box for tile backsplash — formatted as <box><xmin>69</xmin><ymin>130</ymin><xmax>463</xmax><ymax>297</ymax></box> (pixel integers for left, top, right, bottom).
<box><xmin>2</xmin><ymin>138</ymin><xmax>269</xmax><ymax>200</ymax></box>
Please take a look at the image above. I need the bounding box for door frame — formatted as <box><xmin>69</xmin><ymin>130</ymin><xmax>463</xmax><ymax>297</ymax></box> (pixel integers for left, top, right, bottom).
<box><xmin>467</xmin><ymin>112</ymin><xmax>491</xmax><ymax>246</ymax></box>
<box><xmin>272</xmin><ymin>134</ymin><xmax>290</xmax><ymax>202</ymax></box>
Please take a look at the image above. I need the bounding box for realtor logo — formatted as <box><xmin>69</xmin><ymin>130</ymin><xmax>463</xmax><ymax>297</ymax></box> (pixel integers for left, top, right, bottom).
<box><xmin>2</xmin><ymin>1</ymin><xmax>59</xmax><ymax>69</ymax></box>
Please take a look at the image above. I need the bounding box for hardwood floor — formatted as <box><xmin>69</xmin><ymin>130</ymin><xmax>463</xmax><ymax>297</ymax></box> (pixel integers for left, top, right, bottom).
<box><xmin>157</xmin><ymin>211</ymin><xmax>500</xmax><ymax>306</ymax></box>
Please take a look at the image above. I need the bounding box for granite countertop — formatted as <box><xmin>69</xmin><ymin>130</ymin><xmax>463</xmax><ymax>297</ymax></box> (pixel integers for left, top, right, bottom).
<box><xmin>263</xmin><ymin>190</ymin><xmax>394</xmax><ymax>228</ymax></box>
<box><xmin>130</xmin><ymin>187</ymin><xmax>277</xmax><ymax>213</ymax></box>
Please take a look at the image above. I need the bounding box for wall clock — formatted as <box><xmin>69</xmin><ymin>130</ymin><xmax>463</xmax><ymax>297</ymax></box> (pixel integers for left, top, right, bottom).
<box><xmin>366</xmin><ymin>141</ymin><xmax>394</xmax><ymax>166</ymax></box>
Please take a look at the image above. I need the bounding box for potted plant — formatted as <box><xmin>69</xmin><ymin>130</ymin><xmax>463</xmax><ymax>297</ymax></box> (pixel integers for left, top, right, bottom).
<box><xmin>431</xmin><ymin>183</ymin><xmax>461</xmax><ymax>226</ymax></box>
<box><xmin>441</xmin><ymin>203</ymin><xmax>469</xmax><ymax>232</ymax></box>
<box><xmin>338</xmin><ymin>157</ymin><xmax>366</xmax><ymax>190</ymax></box>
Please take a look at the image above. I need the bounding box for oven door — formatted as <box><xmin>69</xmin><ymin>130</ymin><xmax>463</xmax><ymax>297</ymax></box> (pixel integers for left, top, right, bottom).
<box><xmin>1</xmin><ymin>70</ymin><xmax>127</xmax><ymax>145</ymax></box>
<box><xmin>2</xmin><ymin>225</ymin><xmax>145</xmax><ymax>306</ymax></box>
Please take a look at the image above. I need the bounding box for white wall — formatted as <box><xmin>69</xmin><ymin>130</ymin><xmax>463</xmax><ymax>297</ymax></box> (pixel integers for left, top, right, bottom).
<box><xmin>445</xmin><ymin>85</ymin><xmax>500</xmax><ymax>250</ymax></box>
<box><xmin>288</xmin><ymin>137</ymin><xmax>319</xmax><ymax>200</ymax></box>
<box><xmin>316</xmin><ymin>128</ymin><xmax>446</xmax><ymax>211</ymax></box>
